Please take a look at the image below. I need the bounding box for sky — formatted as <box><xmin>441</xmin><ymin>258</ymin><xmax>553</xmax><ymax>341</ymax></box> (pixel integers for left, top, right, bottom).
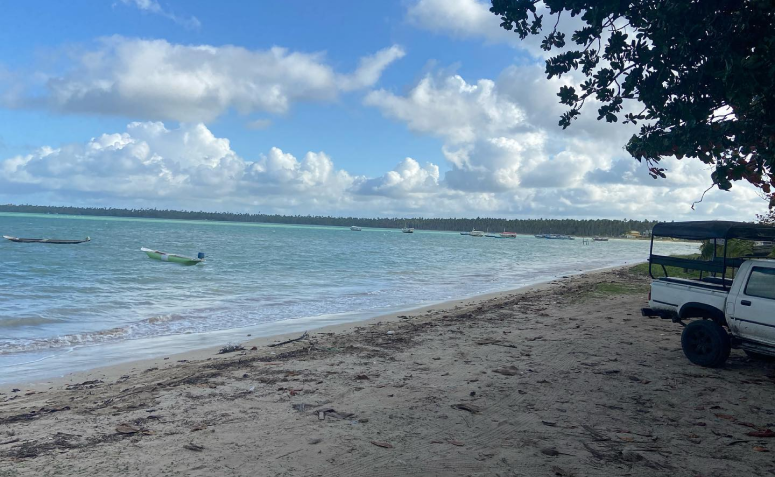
<box><xmin>0</xmin><ymin>0</ymin><xmax>764</xmax><ymax>220</ymax></box>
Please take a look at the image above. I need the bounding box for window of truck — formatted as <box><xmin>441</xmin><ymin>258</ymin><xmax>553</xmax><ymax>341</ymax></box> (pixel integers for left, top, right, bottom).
<box><xmin>744</xmin><ymin>267</ymin><xmax>775</xmax><ymax>300</ymax></box>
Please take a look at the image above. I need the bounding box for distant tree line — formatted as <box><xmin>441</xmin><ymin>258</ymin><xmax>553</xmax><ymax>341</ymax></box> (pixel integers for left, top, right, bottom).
<box><xmin>0</xmin><ymin>204</ymin><xmax>660</xmax><ymax>237</ymax></box>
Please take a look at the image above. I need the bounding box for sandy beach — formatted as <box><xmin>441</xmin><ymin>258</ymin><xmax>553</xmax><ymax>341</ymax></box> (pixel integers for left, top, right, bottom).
<box><xmin>2</xmin><ymin>266</ymin><xmax>775</xmax><ymax>476</ymax></box>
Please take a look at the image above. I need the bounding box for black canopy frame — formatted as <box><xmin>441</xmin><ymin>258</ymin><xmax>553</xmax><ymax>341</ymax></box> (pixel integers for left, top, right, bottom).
<box><xmin>648</xmin><ymin>221</ymin><xmax>775</xmax><ymax>288</ymax></box>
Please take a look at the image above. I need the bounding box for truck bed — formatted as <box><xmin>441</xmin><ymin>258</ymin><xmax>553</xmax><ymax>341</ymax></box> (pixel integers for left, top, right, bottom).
<box><xmin>658</xmin><ymin>277</ymin><xmax>730</xmax><ymax>292</ymax></box>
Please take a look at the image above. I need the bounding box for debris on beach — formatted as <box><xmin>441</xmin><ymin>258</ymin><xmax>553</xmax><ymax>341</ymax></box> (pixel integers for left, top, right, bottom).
<box><xmin>370</xmin><ymin>441</ymin><xmax>393</xmax><ymax>449</ymax></box>
<box><xmin>115</xmin><ymin>423</ymin><xmax>140</xmax><ymax>434</ymax></box>
<box><xmin>218</xmin><ymin>343</ymin><xmax>245</xmax><ymax>354</ymax></box>
<box><xmin>451</xmin><ymin>403</ymin><xmax>481</xmax><ymax>414</ymax></box>
<box><xmin>493</xmin><ymin>366</ymin><xmax>519</xmax><ymax>376</ymax></box>
<box><xmin>268</xmin><ymin>331</ymin><xmax>309</xmax><ymax>348</ymax></box>
<box><xmin>184</xmin><ymin>443</ymin><xmax>205</xmax><ymax>452</ymax></box>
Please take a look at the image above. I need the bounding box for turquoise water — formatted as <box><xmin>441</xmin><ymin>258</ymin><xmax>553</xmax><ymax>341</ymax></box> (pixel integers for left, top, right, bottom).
<box><xmin>0</xmin><ymin>213</ymin><xmax>697</xmax><ymax>383</ymax></box>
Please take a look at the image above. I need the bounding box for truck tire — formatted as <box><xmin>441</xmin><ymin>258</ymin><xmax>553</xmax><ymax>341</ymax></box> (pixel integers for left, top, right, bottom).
<box><xmin>681</xmin><ymin>320</ymin><xmax>731</xmax><ymax>368</ymax></box>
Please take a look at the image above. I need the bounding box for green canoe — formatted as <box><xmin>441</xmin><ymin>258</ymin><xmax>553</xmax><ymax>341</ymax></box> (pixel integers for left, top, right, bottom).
<box><xmin>141</xmin><ymin>247</ymin><xmax>204</xmax><ymax>265</ymax></box>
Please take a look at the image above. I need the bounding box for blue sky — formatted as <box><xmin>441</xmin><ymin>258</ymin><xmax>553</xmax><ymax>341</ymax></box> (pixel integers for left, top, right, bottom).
<box><xmin>0</xmin><ymin>0</ymin><xmax>761</xmax><ymax>219</ymax></box>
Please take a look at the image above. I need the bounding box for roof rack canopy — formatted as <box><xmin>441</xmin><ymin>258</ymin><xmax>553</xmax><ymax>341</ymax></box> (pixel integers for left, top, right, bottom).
<box><xmin>651</xmin><ymin>221</ymin><xmax>775</xmax><ymax>241</ymax></box>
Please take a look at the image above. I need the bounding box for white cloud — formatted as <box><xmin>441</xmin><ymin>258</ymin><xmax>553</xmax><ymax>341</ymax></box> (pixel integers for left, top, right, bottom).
<box><xmin>406</xmin><ymin>0</ymin><xmax>513</xmax><ymax>45</ymax></box>
<box><xmin>360</xmin><ymin>63</ymin><xmax>763</xmax><ymax>219</ymax></box>
<box><xmin>0</xmin><ymin>121</ymin><xmax>763</xmax><ymax>220</ymax></box>
<box><xmin>7</xmin><ymin>38</ymin><xmax>405</xmax><ymax>122</ymax></box>
<box><xmin>406</xmin><ymin>0</ymin><xmax>587</xmax><ymax>58</ymax></box>
<box><xmin>356</xmin><ymin>158</ymin><xmax>440</xmax><ymax>197</ymax></box>
<box><xmin>364</xmin><ymin>74</ymin><xmax>524</xmax><ymax>144</ymax></box>
<box><xmin>120</xmin><ymin>0</ymin><xmax>201</xmax><ymax>29</ymax></box>
<box><xmin>339</xmin><ymin>45</ymin><xmax>406</xmax><ymax>91</ymax></box>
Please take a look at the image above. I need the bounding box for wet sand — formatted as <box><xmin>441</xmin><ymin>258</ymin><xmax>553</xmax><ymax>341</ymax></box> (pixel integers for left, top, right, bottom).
<box><xmin>2</xmin><ymin>267</ymin><xmax>775</xmax><ymax>476</ymax></box>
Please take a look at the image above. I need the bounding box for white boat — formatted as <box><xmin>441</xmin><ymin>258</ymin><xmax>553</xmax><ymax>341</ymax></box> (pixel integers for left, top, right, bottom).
<box><xmin>470</xmin><ymin>229</ymin><xmax>484</xmax><ymax>237</ymax></box>
<box><xmin>401</xmin><ymin>227</ymin><xmax>414</xmax><ymax>233</ymax></box>
<box><xmin>593</xmin><ymin>237</ymin><xmax>609</xmax><ymax>242</ymax></box>
<box><xmin>350</xmin><ymin>226</ymin><xmax>362</xmax><ymax>231</ymax></box>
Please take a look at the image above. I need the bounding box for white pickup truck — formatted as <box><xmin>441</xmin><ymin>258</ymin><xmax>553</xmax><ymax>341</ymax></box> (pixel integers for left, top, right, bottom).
<box><xmin>641</xmin><ymin>221</ymin><xmax>775</xmax><ymax>367</ymax></box>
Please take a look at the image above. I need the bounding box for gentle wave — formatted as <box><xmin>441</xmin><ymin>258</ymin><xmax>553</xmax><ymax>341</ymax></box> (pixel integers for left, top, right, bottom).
<box><xmin>0</xmin><ymin>313</ymin><xmax>187</xmax><ymax>354</ymax></box>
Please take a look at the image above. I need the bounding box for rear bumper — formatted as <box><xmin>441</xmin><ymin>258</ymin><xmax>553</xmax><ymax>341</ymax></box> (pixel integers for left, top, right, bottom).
<box><xmin>641</xmin><ymin>308</ymin><xmax>674</xmax><ymax>320</ymax></box>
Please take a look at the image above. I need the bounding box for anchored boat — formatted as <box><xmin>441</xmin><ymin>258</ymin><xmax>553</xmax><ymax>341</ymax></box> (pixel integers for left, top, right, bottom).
<box><xmin>141</xmin><ymin>247</ymin><xmax>205</xmax><ymax>265</ymax></box>
<box><xmin>3</xmin><ymin>235</ymin><xmax>90</xmax><ymax>244</ymax></box>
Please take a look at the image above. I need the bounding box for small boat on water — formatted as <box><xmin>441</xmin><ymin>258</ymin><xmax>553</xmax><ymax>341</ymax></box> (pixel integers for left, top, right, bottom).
<box><xmin>460</xmin><ymin>231</ymin><xmax>471</xmax><ymax>235</ymax></box>
<box><xmin>3</xmin><ymin>235</ymin><xmax>90</xmax><ymax>244</ymax></box>
<box><xmin>470</xmin><ymin>229</ymin><xmax>484</xmax><ymax>237</ymax></box>
<box><xmin>141</xmin><ymin>247</ymin><xmax>204</xmax><ymax>265</ymax></box>
<box><xmin>536</xmin><ymin>234</ymin><xmax>574</xmax><ymax>240</ymax></box>
<box><xmin>500</xmin><ymin>231</ymin><xmax>517</xmax><ymax>239</ymax></box>
<box><xmin>350</xmin><ymin>226</ymin><xmax>362</xmax><ymax>231</ymax></box>
<box><xmin>401</xmin><ymin>227</ymin><xmax>414</xmax><ymax>233</ymax></box>
<box><xmin>593</xmin><ymin>237</ymin><xmax>609</xmax><ymax>242</ymax></box>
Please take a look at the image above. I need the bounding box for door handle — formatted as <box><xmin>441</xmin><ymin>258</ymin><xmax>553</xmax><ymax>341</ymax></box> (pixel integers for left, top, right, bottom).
<box><xmin>741</xmin><ymin>300</ymin><xmax>752</xmax><ymax>306</ymax></box>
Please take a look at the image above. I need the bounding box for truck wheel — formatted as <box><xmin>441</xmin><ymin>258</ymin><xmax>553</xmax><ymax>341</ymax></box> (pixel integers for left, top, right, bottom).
<box><xmin>681</xmin><ymin>320</ymin><xmax>731</xmax><ymax>368</ymax></box>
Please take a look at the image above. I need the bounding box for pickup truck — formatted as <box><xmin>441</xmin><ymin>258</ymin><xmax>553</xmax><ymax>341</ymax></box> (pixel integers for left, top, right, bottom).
<box><xmin>641</xmin><ymin>221</ymin><xmax>775</xmax><ymax>368</ymax></box>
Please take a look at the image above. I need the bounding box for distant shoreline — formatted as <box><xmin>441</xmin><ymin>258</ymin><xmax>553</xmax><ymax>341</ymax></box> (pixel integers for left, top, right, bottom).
<box><xmin>0</xmin><ymin>204</ymin><xmax>660</xmax><ymax>238</ymax></box>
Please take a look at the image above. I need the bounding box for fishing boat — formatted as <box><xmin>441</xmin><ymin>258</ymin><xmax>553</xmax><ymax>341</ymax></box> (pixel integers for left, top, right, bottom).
<box><xmin>141</xmin><ymin>247</ymin><xmax>205</xmax><ymax>265</ymax></box>
<box><xmin>470</xmin><ymin>229</ymin><xmax>484</xmax><ymax>237</ymax></box>
<box><xmin>500</xmin><ymin>231</ymin><xmax>517</xmax><ymax>239</ymax></box>
<box><xmin>350</xmin><ymin>226</ymin><xmax>362</xmax><ymax>231</ymax></box>
<box><xmin>536</xmin><ymin>234</ymin><xmax>574</xmax><ymax>240</ymax></box>
<box><xmin>593</xmin><ymin>237</ymin><xmax>609</xmax><ymax>242</ymax></box>
<box><xmin>3</xmin><ymin>235</ymin><xmax>90</xmax><ymax>244</ymax></box>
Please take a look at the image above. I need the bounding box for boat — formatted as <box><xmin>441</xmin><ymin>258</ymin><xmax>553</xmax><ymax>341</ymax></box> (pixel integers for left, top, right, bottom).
<box><xmin>460</xmin><ymin>231</ymin><xmax>471</xmax><ymax>235</ymax></box>
<box><xmin>141</xmin><ymin>247</ymin><xmax>205</xmax><ymax>265</ymax></box>
<box><xmin>500</xmin><ymin>231</ymin><xmax>517</xmax><ymax>239</ymax></box>
<box><xmin>350</xmin><ymin>226</ymin><xmax>362</xmax><ymax>231</ymax></box>
<box><xmin>470</xmin><ymin>229</ymin><xmax>484</xmax><ymax>237</ymax></box>
<box><xmin>3</xmin><ymin>235</ymin><xmax>90</xmax><ymax>244</ymax></box>
<box><xmin>401</xmin><ymin>227</ymin><xmax>414</xmax><ymax>233</ymax></box>
<box><xmin>536</xmin><ymin>234</ymin><xmax>574</xmax><ymax>240</ymax></box>
<box><xmin>485</xmin><ymin>233</ymin><xmax>500</xmax><ymax>238</ymax></box>
<box><xmin>593</xmin><ymin>237</ymin><xmax>609</xmax><ymax>242</ymax></box>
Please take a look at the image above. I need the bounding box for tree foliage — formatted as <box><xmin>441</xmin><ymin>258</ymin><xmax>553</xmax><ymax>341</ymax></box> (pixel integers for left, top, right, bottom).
<box><xmin>490</xmin><ymin>0</ymin><xmax>775</xmax><ymax>205</ymax></box>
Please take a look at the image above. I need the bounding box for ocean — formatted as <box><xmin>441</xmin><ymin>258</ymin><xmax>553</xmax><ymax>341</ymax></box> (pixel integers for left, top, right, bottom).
<box><xmin>0</xmin><ymin>213</ymin><xmax>697</xmax><ymax>384</ymax></box>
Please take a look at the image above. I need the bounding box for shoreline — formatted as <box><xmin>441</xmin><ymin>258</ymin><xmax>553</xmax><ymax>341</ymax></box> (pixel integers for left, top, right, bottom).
<box><xmin>1</xmin><ymin>263</ymin><xmax>620</xmax><ymax>393</ymax></box>
<box><xmin>3</xmin><ymin>265</ymin><xmax>774</xmax><ymax>476</ymax></box>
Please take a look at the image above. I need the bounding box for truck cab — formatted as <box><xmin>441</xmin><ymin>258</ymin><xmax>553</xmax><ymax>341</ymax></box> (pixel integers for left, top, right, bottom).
<box><xmin>642</xmin><ymin>221</ymin><xmax>775</xmax><ymax>367</ymax></box>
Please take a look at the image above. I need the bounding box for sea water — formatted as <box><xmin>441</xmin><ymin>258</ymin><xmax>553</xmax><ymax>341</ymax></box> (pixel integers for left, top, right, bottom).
<box><xmin>0</xmin><ymin>213</ymin><xmax>697</xmax><ymax>383</ymax></box>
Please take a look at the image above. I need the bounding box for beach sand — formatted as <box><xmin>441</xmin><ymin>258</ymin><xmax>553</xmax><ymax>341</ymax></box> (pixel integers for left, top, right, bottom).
<box><xmin>2</xmin><ymin>267</ymin><xmax>775</xmax><ymax>476</ymax></box>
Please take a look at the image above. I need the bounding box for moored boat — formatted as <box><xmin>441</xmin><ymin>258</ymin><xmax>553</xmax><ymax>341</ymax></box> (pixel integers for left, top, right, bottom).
<box><xmin>593</xmin><ymin>237</ymin><xmax>609</xmax><ymax>242</ymax></box>
<box><xmin>141</xmin><ymin>247</ymin><xmax>204</xmax><ymax>265</ymax></box>
<box><xmin>3</xmin><ymin>235</ymin><xmax>90</xmax><ymax>244</ymax></box>
<box><xmin>500</xmin><ymin>231</ymin><xmax>517</xmax><ymax>238</ymax></box>
<box><xmin>470</xmin><ymin>229</ymin><xmax>484</xmax><ymax>237</ymax></box>
<box><xmin>350</xmin><ymin>226</ymin><xmax>362</xmax><ymax>231</ymax></box>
